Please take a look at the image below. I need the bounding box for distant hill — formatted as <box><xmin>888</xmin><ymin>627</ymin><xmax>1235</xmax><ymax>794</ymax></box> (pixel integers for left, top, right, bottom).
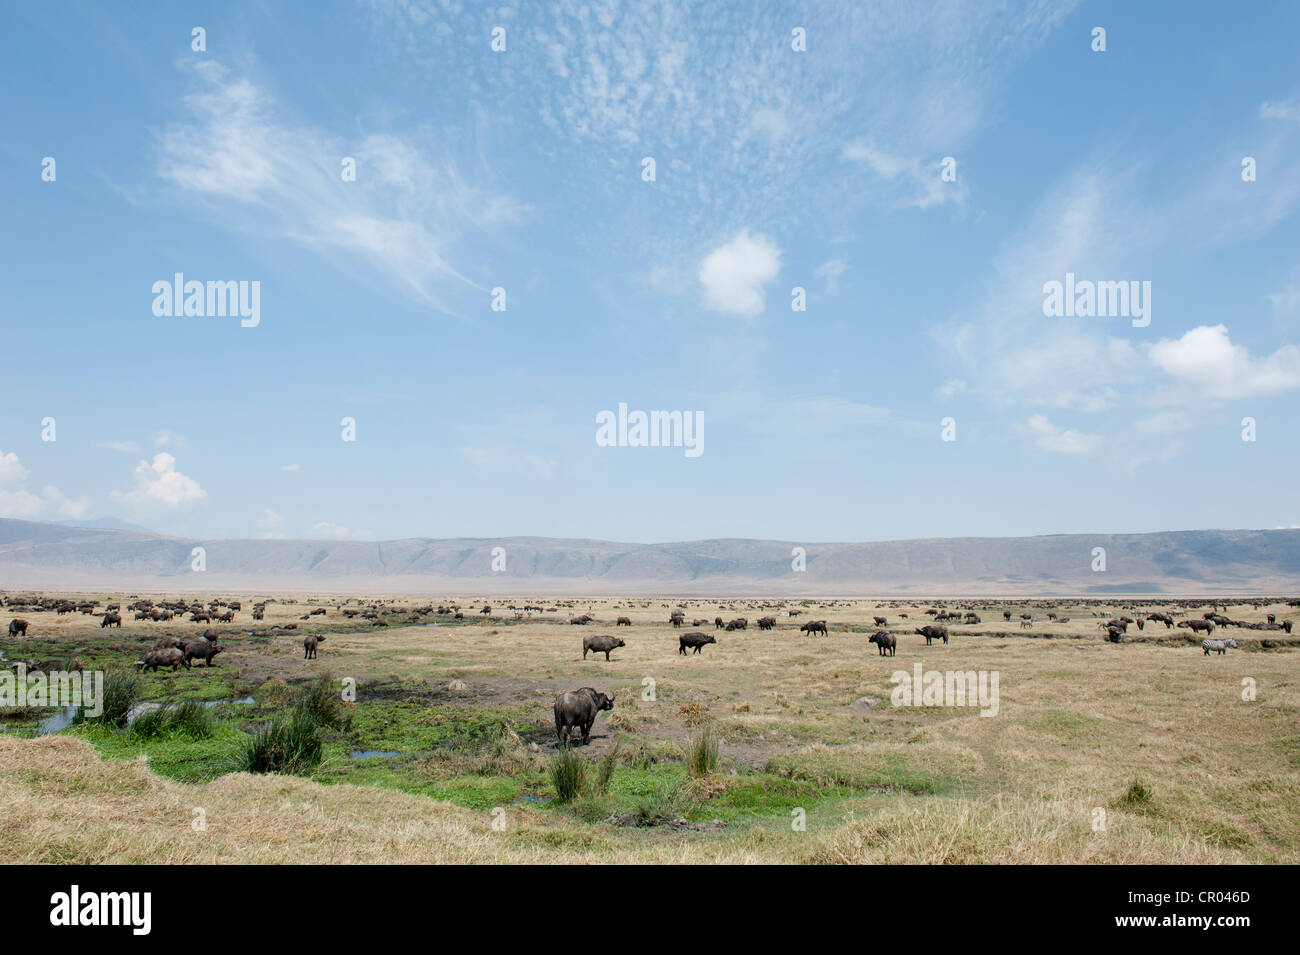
<box><xmin>55</xmin><ymin>517</ymin><xmax>158</xmax><ymax>535</ymax></box>
<box><xmin>1</xmin><ymin>519</ymin><xmax>1298</xmax><ymax>595</ymax></box>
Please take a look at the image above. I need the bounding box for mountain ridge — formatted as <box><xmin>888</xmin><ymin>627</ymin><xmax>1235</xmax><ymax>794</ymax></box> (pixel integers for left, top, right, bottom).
<box><xmin>1</xmin><ymin>519</ymin><xmax>1298</xmax><ymax>596</ymax></box>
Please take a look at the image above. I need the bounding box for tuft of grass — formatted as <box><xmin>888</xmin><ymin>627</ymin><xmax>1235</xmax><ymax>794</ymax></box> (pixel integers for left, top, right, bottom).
<box><xmin>130</xmin><ymin>703</ymin><xmax>213</xmax><ymax>741</ymax></box>
<box><xmin>687</xmin><ymin>725</ymin><xmax>719</xmax><ymax>777</ymax></box>
<box><xmin>95</xmin><ymin>670</ymin><xmax>143</xmax><ymax>728</ymax></box>
<box><xmin>296</xmin><ymin>674</ymin><xmax>351</xmax><ymax>731</ymax></box>
<box><xmin>238</xmin><ymin>711</ymin><xmax>323</xmax><ymax>775</ymax></box>
<box><xmin>1117</xmin><ymin>778</ymin><xmax>1154</xmax><ymax>811</ymax></box>
<box><xmin>633</xmin><ymin>778</ymin><xmax>696</xmax><ymax>826</ymax></box>
<box><xmin>548</xmin><ymin>744</ymin><xmax>589</xmax><ymax>803</ymax></box>
<box><xmin>595</xmin><ymin>739</ymin><xmax>621</xmax><ymax>795</ymax></box>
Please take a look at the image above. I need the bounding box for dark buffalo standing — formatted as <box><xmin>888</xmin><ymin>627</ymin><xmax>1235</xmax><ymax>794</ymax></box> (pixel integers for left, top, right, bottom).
<box><xmin>616</xmin><ymin>616</ymin><xmax>632</xmax><ymax>626</ymax></box>
<box><xmin>304</xmin><ymin>634</ymin><xmax>325</xmax><ymax>659</ymax></box>
<box><xmin>873</xmin><ymin>616</ymin><xmax>887</xmax><ymax>627</ymax></box>
<box><xmin>869</xmin><ymin>632</ymin><xmax>897</xmax><ymax>656</ymax></box>
<box><xmin>1178</xmin><ymin>619</ymin><xmax>1215</xmax><ymax>635</ymax></box>
<box><xmin>582</xmin><ymin>634</ymin><xmax>625</xmax><ymax>660</ymax></box>
<box><xmin>136</xmin><ymin>647</ymin><xmax>188</xmax><ymax>673</ymax></box>
<box><xmin>181</xmin><ymin>638</ymin><xmax>224</xmax><ymax>667</ymax></box>
<box><xmin>554</xmin><ymin>687</ymin><xmax>614</xmax><ymax>744</ymax></box>
<box><xmin>726</xmin><ymin>618</ymin><xmax>748</xmax><ymax>631</ymax></box>
<box><xmin>1147</xmin><ymin>613</ymin><xmax>1174</xmax><ymax>628</ymax></box>
<box><xmin>757</xmin><ymin>616</ymin><xmax>777</xmax><ymax>630</ymax></box>
<box><xmin>915</xmin><ymin>625</ymin><xmax>948</xmax><ymax>645</ymax></box>
<box><xmin>1104</xmin><ymin>626</ymin><xmax>1124</xmax><ymax>643</ymax></box>
<box><xmin>8</xmin><ymin>619</ymin><xmax>28</xmax><ymax>638</ymax></box>
<box><xmin>679</xmin><ymin>631</ymin><xmax>716</xmax><ymax>655</ymax></box>
<box><xmin>100</xmin><ymin>612</ymin><xmax>122</xmax><ymax>629</ymax></box>
<box><xmin>800</xmin><ymin>620</ymin><xmax>828</xmax><ymax>636</ymax></box>
<box><xmin>714</xmin><ymin>616</ymin><xmax>725</xmax><ymax>629</ymax></box>
<box><xmin>1003</xmin><ymin>610</ymin><xmax>1012</xmax><ymax>621</ymax></box>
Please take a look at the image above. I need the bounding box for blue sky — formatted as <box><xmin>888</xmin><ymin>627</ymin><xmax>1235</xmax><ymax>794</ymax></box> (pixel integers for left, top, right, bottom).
<box><xmin>1</xmin><ymin>0</ymin><xmax>1298</xmax><ymax>544</ymax></box>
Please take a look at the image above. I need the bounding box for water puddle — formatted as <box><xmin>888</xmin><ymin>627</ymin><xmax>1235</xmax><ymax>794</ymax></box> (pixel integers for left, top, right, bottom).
<box><xmin>351</xmin><ymin>749</ymin><xmax>401</xmax><ymax>759</ymax></box>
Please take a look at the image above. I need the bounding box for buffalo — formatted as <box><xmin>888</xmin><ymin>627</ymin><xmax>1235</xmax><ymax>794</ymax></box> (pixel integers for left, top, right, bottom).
<box><xmin>757</xmin><ymin>616</ymin><xmax>777</xmax><ymax>630</ymax></box>
<box><xmin>554</xmin><ymin>687</ymin><xmax>614</xmax><ymax>744</ymax></box>
<box><xmin>869</xmin><ymin>632</ymin><xmax>897</xmax><ymax>656</ymax></box>
<box><xmin>873</xmin><ymin>616</ymin><xmax>887</xmax><ymax>627</ymax></box>
<box><xmin>582</xmin><ymin>634</ymin><xmax>625</xmax><ymax>661</ymax></box>
<box><xmin>616</xmin><ymin>616</ymin><xmax>632</xmax><ymax>626</ymax></box>
<box><xmin>7</xmin><ymin>619</ymin><xmax>28</xmax><ymax>638</ymax></box>
<box><xmin>679</xmin><ymin>631</ymin><xmax>716</xmax><ymax>655</ymax></box>
<box><xmin>800</xmin><ymin>620</ymin><xmax>828</xmax><ymax>636</ymax></box>
<box><xmin>1177</xmin><ymin>619</ymin><xmax>1215</xmax><ymax>635</ymax></box>
<box><xmin>181</xmin><ymin>638</ymin><xmax>223</xmax><ymax>668</ymax></box>
<box><xmin>100</xmin><ymin>612</ymin><xmax>122</xmax><ymax>629</ymax></box>
<box><xmin>915</xmin><ymin>625</ymin><xmax>948</xmax><ymax>645</ymax></box>
<box><xmin>136</xmin><ymin>647</ymin><xmax>188</xmax><ymax>673</ymax></box>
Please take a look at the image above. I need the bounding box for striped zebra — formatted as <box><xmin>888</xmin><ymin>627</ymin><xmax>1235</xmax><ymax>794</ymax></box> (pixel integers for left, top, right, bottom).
<box><xmin>1202</xmin><ymin>638</ymin><xmax>1239</xmax><ymax>656</ymax></box>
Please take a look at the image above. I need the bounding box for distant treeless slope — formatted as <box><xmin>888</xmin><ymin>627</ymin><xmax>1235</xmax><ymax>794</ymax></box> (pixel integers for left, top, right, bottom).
<box><xmin>0</xmin><ymin>519</ymin><xmax>1297</xmax><ymax>595</ymax></box>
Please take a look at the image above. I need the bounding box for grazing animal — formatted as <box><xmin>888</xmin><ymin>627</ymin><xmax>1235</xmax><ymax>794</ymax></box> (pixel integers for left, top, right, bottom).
<box><xmin>252</xmin><ymin>608</ymin><xmax>265</xmax><ymax>621</ymax></box>
<box><xmin>869</xmin><ymin>632</ymin><xmax>897</xmax><ymax>656</ymax></box>
<box><xmin>757</xmin><ymin>616</ymin><xmax>777</xmax><ymax>630</ymax></box>
<box><xmin>669</xmin><ymin>611</ymin><xmax>686</xmax><ymax>627</ymax></box>
<box><xmin>181</xmin><ymin>638</ymin><xmax>223</xmax><ymax>668</ymax></box>
<box><xmin>1020</xmin><ymin>618</ymin><xmax>1032</xmax><ymax>629</ymax></box>
<box><xmin>153</xmin><ymin>636</ymin><xmax>181</xmax><ymax>650</ymax></box>
<box><xmin>136</xmin><ymin>647</ymin><xmax>188</xmax><ymax>673</ymax></box>
<box><xmin>1178</xmin><ymin>619</ymin><xmax>1215</xmax><ymax>635</ymax></box>
<box><xmin>800</xmin><ymin>620</ymin><xmax>828</xmax><ymax>636</ymax></box>
<box><xmin>715</xmin><ymin>616</ymin><xmax>725</xmax><ymax>629</ymax></box>
<box><xmin>873</xmin><ymin>616</ymin><xmax>887</xmax><ymax>627</ymax></box>
<box><xmin>915</xmin><ymin>625</ymin><xmax>948</xmax><ymax>645</ymax></box>
<box><xmin>553</xmin><ymin>687</ymin><xmax>615</xmax><ymax>744</ymax></box>
<box><xmin>964</xmin><ymin>613</ymin><xmax>981</xmax><ymax>624</ymax></box>
<box><xmin>303</xmin><ymin>634</ymin><xmax>325</xmax><ymax>659</ymax></box>
<box><xmin>8</xmin><ymin>619</ymin><xmax>28</xmax><ymax>638</ymax></box>
<box><xmin>1003</xmin><ymin>611</ymin><xmax>1012</xmax><ymax>621</ymax></box>
<box><xmin>1105</xmin><ymin>626</ymin><xmax>1124</xmax><ymax>643</ymax></box>
<box><xmin>100</xmin><ymin>612</ymin><xmax>122</xmax><ymax>629</ymax></box>
<box><xmin>679</xmin><ymin>631</ymin><xmax>716</xmax><ymax>655</ymax></box>
<box><xmin>1100</xmin><ymin>619</ymin><xmax>1129</xmax><ymax>633</ymax></box>
<box><xmin>616</xmin><ymin>616</ymin><xmax>632</xmax><ymax>626</ymax></box>
<box><xmin>582</xmin><ymin>634</ymin><xmax>625</xmax><ymax>661</ymax></box>
<box><xmin>1147</xmin><ymin>613</ymin><xmax>1174</xmax><ymax>628</ymax></box>
<box><xmin>1202</xmin><ymin>638</ymin><xmax>1239</xmax><ymax>655</ymax></box>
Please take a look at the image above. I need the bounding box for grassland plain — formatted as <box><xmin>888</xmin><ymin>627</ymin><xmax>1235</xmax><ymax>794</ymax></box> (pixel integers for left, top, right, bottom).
<box><xmin>1</xmin><ymin>594</ymin><xmax>1297</xmax><ymax>864</ymax></box>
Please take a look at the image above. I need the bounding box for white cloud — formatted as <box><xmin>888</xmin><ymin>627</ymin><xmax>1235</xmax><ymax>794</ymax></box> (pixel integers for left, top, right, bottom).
<box><xmin>154</xmin><ymin>430</ymin><xmax>185</xmax><ymax>449</ymax></box>
<box><xmin>936</xmin><ymin>378</ymin><xmax>967</xmax><ymax>400</ymax></box>
<box><xmin>0</xmin><ymin>450</ymin><xmax>91</xmax><ymax>519</ymax></box>
<box><xmin>815</xmin><ymin>258</ymin><xmax>848</xmax><ymax>295</ymax></box>
<box><xmin>841</xmin><ymin>140</ymin><xmax>965</xmax><ymax>209</ymax></box>
<box><xmin>0</xmin><ymin>451</ymin><xmax>27</xmax><ymax>486</ymax></box>
<box><xmin>157</xmin><ymin>60</ymin><xmax>522</xmax><ymax>313</ymax></box>
<box><xmin>459</xmin><ymin>447</ymin><xmax>558</xmax><ymax>480</ymax></box>
<box><xmin>280</xmin><ymin>463</ymin><xmax>301</xmax><ymax>473</ymax></box>
<box><xmin>112</xmin><ymin>453</ymin><xmax>207</xmax><ymax>510</ymax></box>
<box><xmin>1019</xmin><ymin>415</ymin><xmax>1102</xmax><ymax>456</ymax></box>
<box><xmin>255</xmin><ymin>508</ymin><xmax>285</xmax><ymax>539</ymax></box>
<box><xmin>311</xmin><ymin>521</ymin><xmax>370</xmax><ymax>540</ymax></box>
<box><xmin>1147</xmin><ymin>324</ymin><xmax>1300</xmax><ymax>400</ymax></box>
<box><xmin>698</xmin><ymin>231</ymin><xmax>781</xmax><ymax>316</ymax></box>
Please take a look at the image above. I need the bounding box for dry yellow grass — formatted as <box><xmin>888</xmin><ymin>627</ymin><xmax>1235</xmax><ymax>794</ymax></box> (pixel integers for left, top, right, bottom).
<box><xmin>2</xmin><ymin>593</ymin><xmax>1298</xmax><ymax>863</ymax></box>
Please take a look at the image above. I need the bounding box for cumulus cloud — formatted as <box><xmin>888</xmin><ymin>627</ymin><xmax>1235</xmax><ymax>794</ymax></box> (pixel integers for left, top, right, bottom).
<box><xmin>255</xmin><ymin>508</ymin><xmax>284</xmax><ymax>539</ymax></box>
<box><xmin>1019</xmin><ymin>415</ymin><xmax>1102</xmax><ymax>456</ymax></box>
<box><xmin>112</xmin><ymin>453</ymin><xmax>206</xmax><ymax>510</ymax></box>
<box><xmin>698</xmin><ymin>231</ymin><xmax>781</xmax><ymax>316</ymax></box>
<box><xmin>0</xmin><ymin>450</ymin><xmax>92</xmax><ymax>519</ymax></box>
<box><xmin>1147</xmin><ymin>324</ymin><xmax>1300</xmax><ymax>400</ymax></box>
